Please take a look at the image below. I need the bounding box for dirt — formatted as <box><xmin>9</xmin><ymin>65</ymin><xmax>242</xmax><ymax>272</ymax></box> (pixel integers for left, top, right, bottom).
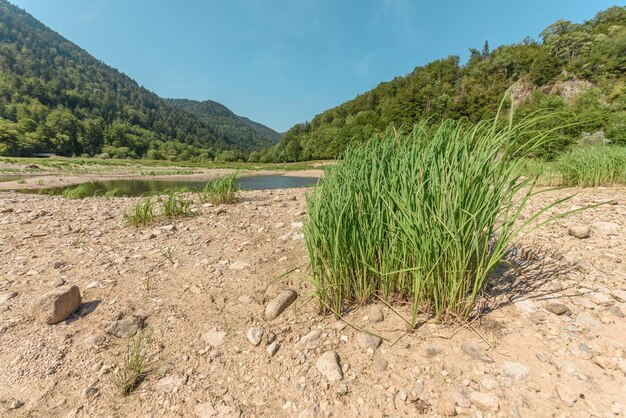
<box><xmin>0</xmin><ymin>182</ymin><xmax>625</xmax><ymax>417</ymax></box>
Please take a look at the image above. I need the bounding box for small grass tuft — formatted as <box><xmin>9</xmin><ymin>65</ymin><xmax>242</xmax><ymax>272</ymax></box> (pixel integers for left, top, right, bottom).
<box><xmin>198</xmin><ymin>172</ymin><xmax>239</xmax><ymax>204</ymax></box>
<box><xmin>112</xmin><ymin>333</ymin><xmax>154</xmax><ymax>396</ymax></box>
<box><xmin>161</xmin><ymin>191</ymin><xmax>194</xmax><ymax>218</ymax></box>
<box><xmin>123</xmin><ymin>196</ymin><xmax>156</xmax><ymax>226</ymax></box>
<box><xmin>62</xmin><ymin>183</ymin><xmax>96</xmax><ymax>199</ymax></box>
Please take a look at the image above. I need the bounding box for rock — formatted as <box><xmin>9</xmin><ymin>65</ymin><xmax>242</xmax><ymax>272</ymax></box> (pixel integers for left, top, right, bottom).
<box><xmin>592</xmin><ymin>356</ymin><xmax>617</xmax><ymax>370</ymax></box>
<box><xmin>365</xmin><ymin>305</ymin><xmax>384</xmax><ymax>323</ymax></box>
<box><xmin>316</xmin><ymin>351</ymin><xmax>343</xmax><ymax>382</ymax></box>
<box><xmin>31</xmin><ymin>285</ymin><xmax>81</xmax><ymax>324</ymax></box>
<box><xmin>606</xmin><ymin>305</ymin><xmax>625</xmax><ymax>318</ymax></box>
<box><xmin>545</xmin><ymin>302</ymin><xmax>571</xmax><ymax>316</ymax></box>
<box><xmin>479</xmin><ymin>375</ymin><xmax>501</xmax><ymax>393</ymax></box>
<box><xmin>461</xmin><ymin>342</ymin><xmax>493</xmax><ymax>363</ymax></box>
<box><xmin>356</xmin><ymin>332</ymin><xmax>382</xmax><ymax>349</ymax></box>
<box><xmin>453</xmin><ymin>391</ymin><xmax>471</xmax><ymax>408</ymax></box>
<box><xmin>437</xmin><ymin>399</ymin><xmax>457</xmax><ymax>416</ymax></box>
<box><xmin>592</xmin><ymin>221</ymin><xmax>620</xmax><ymax>236</ymax></box>
<box><xmin>374</xmin><ymin>358</ymin><xmax>388</xmax><ymax>372</ymax></box>
<box><xmin>396</xmin><ymin>388</ymin><xmax>408</xmax><ymax>402</ymax></box>
<box><xmin>83</xmin><ymin>386</ymin><xmax>98</xmax><ymax>399</ymax></box>
<box><xmin>264</xmin><ymin>289</ymin><xmax>298</xmax><ymax>320</ymax></box>
<box><xmin>421</xmin><ymin>345</ymin><xmax>443</xmax><ymax>358</ymax></box>
<box><xmin>469</xmin><ymin>391</ymin><xmax>499</xmax><ymax>412</ymax></box>
<box><xmin>410</xmin><ymin>380</ymin><xmax>424</xmax><ymax>399</ymax></box>
<box><xmin>611</xmin><ymin>289</ymin><xmax>626</xmax><ymax>303</ymax></box>
<box><xmin>555</xmin><ymin>382</ymin><xmax>577</xmax><ymax>407</ymax></box>
<box><xmin>238</xmin><ymin>294</ymin><xmax>255</xmax><ymax>304</ymax></box>
<box><xmin>612</xmin><ymin>402</ymin><xmax>622</xmax><ymax>416</ymax></box>
<box><xmin>105</xmin><ymin>316</ymin><xmax>144</xmax><ymax>338</ymax></box>
<box><xmin>266</xmin><ymin>341</ymin><xmax>279</xmax><ymax>357</ymax></box>
<box><xmin>246</xmin><ymin>327</ymin><xmax>264</xmax><ymax>346</ymax></box>
<box><xmin>568</xmin><ymin>225</ymin><xmax>591</xmax><ymax>239</ymax></box>
<box><xmin>576</xmin><ymin>312</ymin><xmax>600</xmax><ymax>327</ymax></box>
<box><xmin>228</xmin><ymin>261</ymin><xmax>249</xmax><ymax>271</ymax></box>
<box><xmin>590</xmin><ymin>292</ymin><xmax>614</xmax><ymax>307</ymax></box>
<box><xmin>0</xmin><ymin>291</ymin><xmax>17</xmax><ymax>304</ymax></box>
<box><xmin>297</xmin><ymin>330</ymin><xmax>322</xmax><ymax>349</ymax></box>
<box><xmin>154</xmin><ymin>375</ymin><xmax>183</xmax><ymax>394</ymax></box>
<box><xmin>502</xmin><ymin>361</ymin><xmax>531</xmax><ymax>380</ymax></box>
<box><xmin>202</xmin><ymin>330</ymin><xmax>228</xmax><ymax>347</ymax></box>
<box><xmin>194</xmin><ymin>402</ymin><xmax>217</xmax><ymax>417</ymax></box>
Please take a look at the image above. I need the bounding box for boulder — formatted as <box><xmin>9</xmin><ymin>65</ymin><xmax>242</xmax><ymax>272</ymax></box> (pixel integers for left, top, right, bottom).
<box><xmin>32</xmin><ymin>285</ymin><xmax>81</xmax><ymax>324</ymax></box>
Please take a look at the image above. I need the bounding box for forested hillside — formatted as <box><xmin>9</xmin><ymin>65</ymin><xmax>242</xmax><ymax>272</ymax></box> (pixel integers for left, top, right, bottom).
<box><xmin>0</xmin><ymin>0</ymin><xmax>271</xmax><ymax>160</ymax></box>
<box><xmin>263</xmin><ymin>6</ymin><xmax>626</xmax><ymax>162</ymax></box>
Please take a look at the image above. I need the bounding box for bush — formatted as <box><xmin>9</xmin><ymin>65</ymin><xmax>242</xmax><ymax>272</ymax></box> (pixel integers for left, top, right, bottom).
<box><xmin>198</xmin><ymin>172</ymin><xmax>239</xmax><ymax>204</ymax></box>
<box><xmin>557</xmin><ymin>145</ymin><xmax>626</xmax><ymax>187</ymax></box>
<box><xmin>305</xmin><ymin>116</ymin><xmax>564</xmax><ymax>324</ymax></box>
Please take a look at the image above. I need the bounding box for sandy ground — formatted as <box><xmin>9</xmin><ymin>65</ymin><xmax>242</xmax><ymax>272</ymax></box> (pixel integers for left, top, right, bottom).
<box><xmin>0</xmin><ymin>184</ymin><xmax>625</xmax><ymax>417</ymax></box>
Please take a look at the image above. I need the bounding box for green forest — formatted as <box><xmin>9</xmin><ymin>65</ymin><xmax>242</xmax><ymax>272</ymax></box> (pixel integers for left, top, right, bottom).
<box><xmin>0</xmin><ymin>0</ymin><xmax>276</xmax><ymax>161</ymax></box>
<box><xmin>260</xmin><ymin>6</ymin><xmax>626</xmax><ymax>163</ymax></box>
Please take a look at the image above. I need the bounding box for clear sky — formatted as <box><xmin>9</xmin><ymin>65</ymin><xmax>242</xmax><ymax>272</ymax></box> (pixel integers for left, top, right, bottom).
<box><xmin>9</xmin><ymin>0</ymin><xmax>621</xmax><ymax>132</ymax></box>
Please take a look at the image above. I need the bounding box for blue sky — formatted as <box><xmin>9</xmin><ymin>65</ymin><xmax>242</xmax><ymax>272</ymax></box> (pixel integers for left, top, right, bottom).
<box><xmin>10</xmin><ymin>0</ymin><xmax>621</xmax><ymax>132</ymax></box>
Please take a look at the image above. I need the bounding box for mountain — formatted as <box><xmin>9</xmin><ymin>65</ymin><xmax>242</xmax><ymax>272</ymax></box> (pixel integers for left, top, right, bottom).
<box><xmin>164</xmin><ymin>98</ymin><xmax>281</xmax><ymax>147</ymax></box>
<box><xmin>237</xmin><ymin>116</ymin><xmax>283</xmax><ymax>143</ymax></box>
<box><xmin>0</xmin><ymin>0</ymin><xmax>270</xmax><ymax>161</ymax></box>
<box><xmin>264</xmin><ymin>6</ymin><xmax>626</xmax><ymax>162</ymax></box>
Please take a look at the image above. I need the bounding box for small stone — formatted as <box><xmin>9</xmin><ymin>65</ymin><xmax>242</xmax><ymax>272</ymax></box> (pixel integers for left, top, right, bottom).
<box><xmin>8</xmin><ymin>400</ymin><xmax>24</xmax><ymax>410</ymax></box>
<box><xmin>611</xmin><ymin>290</ymin><xmax>626</xmax><ymax>303</ymax></box>
<box><xmin>0</xmin><ymin>291</ymin><xmax>17</xmax><ymax>304</ymax></box>
<box><xmin>545</xmin><ymin>302</ymin><xmax>571</xmax><ymax>316</ymax></box>
<box><xmin>469</xmin><ymin>391</ymin><xmax>499</xmax><ymax>412</ymax></box>
<box><xmin>154</xmin><ymin>375</ymin><xmax>183</xmax><ymax>394</ymax></box>
<box><xmin>246</xmin><ymin>327</ymin><xmax>264</xmax><ymax>346</ymax></box>
<box><xmin>502</xmin><ymin>361</ymin><xmax>531</xmax><ymax>380</ymax></box>
<box><xmin>83</xmin><ymin>386</ymin><xmax>98</xmax><ymax>399</ymax></box>
<box><xmin>612</xmin><ymin>402</ymin><xmax>622</xmax><ymax>415</ymax></box>
<box><xmin>592</xmin><ymin>356</ymin><xmax>617</xmax><ymax>370</ymax></box>
<box><xmin>396</xmin><ymin>388</ymin><xmax>408</xmax><ymax>402</ymax></box>
<box><xmin>592</xmin><ymin>221</ymin><xmax>620</xmax><ymax>236</ymax></box>
<box><xmin>356</xmin><ymin>332</ymin><xmax>382</xmax><ymax>350</ymax></box>
<box><xmin>437</xmin><ymin>399</ymin><xmax>457</xmax><ymax>416</ymax></box>
<box><xmin>31</xmin><ymin>285</ymin><xmax>81</xmax><ymax>324</ymax></box>
<box><xmin>297</xmin><ymin>330</ymin><xmax>322</xmax><ymax>349</ymax></box>
<box><xmin>266</xmin><ymin>342</ymin><xmax>279</xmax><ymax>357</ymax></box>
<box><xmin>421</xmin><ymin>345</ymin><xmax>442</xmax><ymax>358</ymax></box>
<box><xmin>555</xmin><ymin>382</ymin><xmax>577</xmax><ymax>407</ymax></box>
<box><xmin>194</xmin><ymin>402</ymin><xmax>217</xmax><ymax>417</ymax></box>
<box><xmin>453</xmin><ymin>391</ymin><xmax>471</xmax><ymax>408</ymax></box>
<box><xmin>590</xmin><ymin>292</ymin><xmax>614</xmax><ymax>307</ymax></box>
<box><xmin>410</xmin><ymin>380</ymin><xmax>424</xmax><ymax>399</ymax></box>
<box><xmin>316</xmin><ymin>351</ymin><xmax>343</xmax><ymax>382</ymax></box>
<box><xmin>568</xmin><ymin>225</ymin><xmax>590</xmax><ymax>239</ymax></box>
<box><xmin>202</xmin><ymin>330</ymin><xmax>227</xmax><ymax>347</ymax></box>
<box><xmin>265</xmin><ymin>289</ymin><xmax>298</xmax><ymax>320</ymax></box>
<box><xmin>606</xmin><ymin>305</ymin><xmax>625</xmax><ymax>318</ymax></box>
<box><xmin>238</xmin><ymin>294</ymin><xmax>255</xmax><ymax>304</ymax></box>
<box><xmin>365</xmin><ymin>305</ymin><xmax>384</xmax><ymax>323</ymax></box>
<box><xmin>105</xmin><ymin>316</ymin><xmax>144</xmax><ymax>338</ymax></box>
<box><xmin>576</xmin><ymin>312</ymin><xmax>601</xmax><ymax>327</ymax></box>
<box><xmin>461</xmin><ymin>342</ymin><xmax>493</xmax><ymax>363</ymax></box>
<box><xmin>374</xmin><ymin>358</ymin><xmax>388</xmax><ymax>372</ymax></box>
<box><xmin>228</xmin><ymin>260</ymin><xmax>249</xmax><ymax>271</ymax></box>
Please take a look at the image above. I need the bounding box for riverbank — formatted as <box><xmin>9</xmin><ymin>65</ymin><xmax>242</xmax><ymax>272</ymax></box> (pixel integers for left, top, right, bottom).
<box><xmin>0</xmin><ymin>185</ymin><xmax>625</xmax><ymax>417</ymax></box>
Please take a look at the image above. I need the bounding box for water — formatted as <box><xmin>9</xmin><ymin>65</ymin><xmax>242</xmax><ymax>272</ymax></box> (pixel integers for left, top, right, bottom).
<box><xmin>25</xmin><ymin>175</ymin><xmax>319</xmax><ymax>197</ymax></box>
<box><xmin>0</xmin><ymin>175</ymin><xmax>26</xmax><ymax>183</ymax></box>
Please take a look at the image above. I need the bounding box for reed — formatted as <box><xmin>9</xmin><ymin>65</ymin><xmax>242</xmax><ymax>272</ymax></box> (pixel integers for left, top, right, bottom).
<box><xmin>557</xmin><ymin>145</ymin><xmax>626</xmax><ymax>187</ymax></box>
<box><xmin>198</xmin><ymin>172</ymin><xmax>239</xmax><ymax>204</ymax></box>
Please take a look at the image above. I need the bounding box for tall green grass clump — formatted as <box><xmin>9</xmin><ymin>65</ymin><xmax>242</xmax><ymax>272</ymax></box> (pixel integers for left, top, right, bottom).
<box><xmin>305</xmin><ymin>115</ymin><xmax>568</xmax><ymax>324</ymax></box>
<box><xmin>198</xmin><ymin>172</ymin><xmax>239</xmax><ymax>204</ymax></box>
<box><xmin>123</xmin><ymin>196</ymin><xmax>155</xmax><ymax>226</ymax></box>
<box><xmin>556</xmin><ymin>145</ymin><xmax>626</xmax><ymax>187</ymax></box>
<box><xmin>161</xmin><ymin>191</ymin><xmax>194</xmax><ymax>218</ymax></box>
<box><xmin>62</xmin><ymin>183</ymin><xmax>97</xmax><ymax>199</ymax></box>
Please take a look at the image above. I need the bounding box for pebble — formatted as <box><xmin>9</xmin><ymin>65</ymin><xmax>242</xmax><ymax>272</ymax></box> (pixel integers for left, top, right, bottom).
<box><xmin>0</xmin><ymin>291</ymin><xmax>17</xmax><ymax>304</ymax></box>
<box><xmin>374</xmin><ymin>358</ymin><xmax>388</xmax><ymax>372</ymax></box>
<box><xmin>356</xmin><ymin>332</ymin><xmax>382</xmax><ymax>350</ymax></box>
<box><xmin>297</xmin><ymin>330</ymin><xmax>322</xmax><ymax>349</ymax></box>
<box><xmin>453</xmin><ymin>391</ymin><xmax>471</xmax><ymax>408</ymax></box>
<box><xmin>266</xmin><ymin>341</ymin><xmax>279</xmax><ymax>357</ymax></box>
<box><xmin>31</xmin><ymin>284</ymin><xmax>81</xmax><ymax>324</ymax></box>
<box><xmin>316</xmin><ymin>351</ymin><xmax>343</xmax><ymax>382</ymax></box>
<box><xmin>105</xmin><ymin>316</ymin><xmax>144</xmax><ymax>338</ymax></box>
<box><xmin>545</xmin><ymin>302</ymin><xmax>571</xmax><ymax>316</ymax></box>
<box><xmin>421</xmin><ymin>345</ymin><xmax>443</xmax><ymax>358</ymax></box>
<box><xmin>202</xmin><ymin>330</ymin><xmax>228</xmax><ymax>347</ymax></box>
<box><xmin>365</xmin><ymin>305</ymin><xmax>384</xmax><ymax>323</ymax></box>
<box><xmin>555</xmin><ymin>382</ymin><xmax>577</xmax><ymax>407</ymax></box>
<box><xmin>437</xmin><ymin>398</ymin><xmax>457</xmax><ymax>416</ymax></box>
<box><xmin>568</xmin><ymin>225</ymin><xmax>591</xmax><ymax>239</ymax></box>
<box><xmin>265</xmin><ymin>289</ymin><xmax>298</xmax><ymax>320</ymax></box>
<box><xmin>246</xmin><ymin>327</ymin><xmax>264</xmax><ymax>346</ymax></box>
<box><xmin>502</xmin><ymin>361</ymin><xmax>531</xmax><ymax>380</ymax></box>
<box><xmin>461</xmin><ymin>342</ymin><xmax>493</xmax><ymax>363</ymax></box>
<box><xmin>154</xmin><ymin>375</ymin><xmax>183</xmax><ymax>394</ymax></box>
<box><xmin>83</xmin><ymin>386</ymin><xmax>98</xmax><ymax>399</ymax></box>
<box><xmin>469</xmin><ymin>391</ymin><xmax>499</xmax><ymax>412</ymax></box>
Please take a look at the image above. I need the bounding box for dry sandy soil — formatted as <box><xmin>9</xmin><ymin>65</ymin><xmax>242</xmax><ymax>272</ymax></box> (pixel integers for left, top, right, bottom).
<box><xmin>0</xmin><ymin>180</ymin><xmax>625</xmax><ymax>417</ymax></box>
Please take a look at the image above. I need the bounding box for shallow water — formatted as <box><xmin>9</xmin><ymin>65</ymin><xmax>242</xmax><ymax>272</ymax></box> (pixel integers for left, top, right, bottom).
<box><xmin>0</xmin><ymin>175</ymin><xmax>26</xmax><ymax>183</ymax></box>
<box><xmin>23</xmin><ymin>175</ymin><xmax>319</xmax><ymax>197</ymax></box>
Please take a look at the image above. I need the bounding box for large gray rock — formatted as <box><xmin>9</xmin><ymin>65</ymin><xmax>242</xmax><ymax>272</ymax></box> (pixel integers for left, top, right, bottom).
<box><xmin>265</xmin><ymin>289</ymin><xmax>298</xmax><ymax>320</ymax></box>
<box><xmin>105</xmin><ymin>317</ymin><xmax>144</xmax><ymax>338</ymax></box>
<box><xmin>32</xmin><ymin>285</ymin><xmax>81</xmax><ymax>324</ymax></box>
<box><xmin>316</xmin><ymin>351</ymin><xmax>343</xmax><ymax>382</ymax></box>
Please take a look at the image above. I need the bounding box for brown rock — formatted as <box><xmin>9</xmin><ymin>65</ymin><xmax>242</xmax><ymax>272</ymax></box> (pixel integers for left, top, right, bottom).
<box><xmin>264</xmin><ymin>289</ymin><xmax>297</xmax><ymax>320</ymax></box>
<box><xmin>32</xmin><ymin>285</ymin><xmax>81</xmax><ymax>324</ymax></box>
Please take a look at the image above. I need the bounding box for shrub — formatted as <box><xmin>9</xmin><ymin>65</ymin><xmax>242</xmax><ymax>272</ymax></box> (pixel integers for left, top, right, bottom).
<box><xmin>305</xmin><ymin>116</ymin><xmax>567</xmax><ymax>324</ymax></box>
<box><xmin>123</xmin><ymin>197</ymin><xmax>155</xmax><ymax>226</ymax></box>
<box><xmin>557</xmin><ymin>145</ymin><xmax>626</xmax><ymax>187</ymax></box>
<box><xmin>198</xmin><ymin>172</ymin><xmax>239</xmax><ymax>204</ymax></box>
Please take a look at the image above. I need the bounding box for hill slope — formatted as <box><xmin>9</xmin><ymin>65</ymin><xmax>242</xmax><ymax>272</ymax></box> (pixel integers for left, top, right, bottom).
<box><xmin>266</xmin><ymin>6</ymin><xmax>625</xmax><ymax>162</ymax></box>
<box><xmin>0</xmin><ymin>0</ymin><xmax>270</xmax><ymax>160</ymax></box>
<box><xmin>164</xmin><ymin>98</ymin><xmax>281</xmax><ymax>148</ymax></box>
